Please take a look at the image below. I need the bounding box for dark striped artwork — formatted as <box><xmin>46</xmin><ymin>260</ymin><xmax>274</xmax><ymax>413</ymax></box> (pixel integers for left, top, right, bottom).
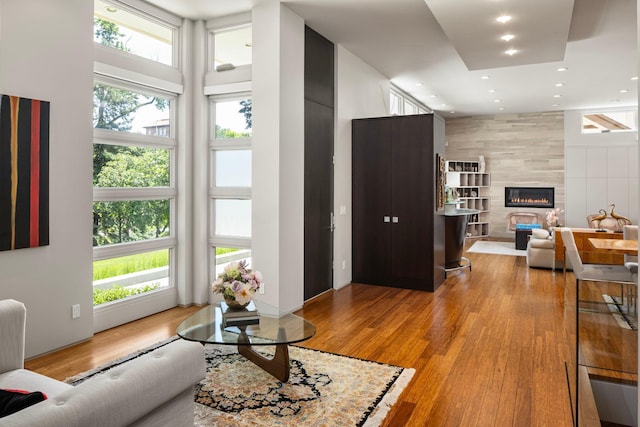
<box><xmin>0</xmin><ymin>95</ymin><xmax>50</xmax><ymax>251</ymax></box>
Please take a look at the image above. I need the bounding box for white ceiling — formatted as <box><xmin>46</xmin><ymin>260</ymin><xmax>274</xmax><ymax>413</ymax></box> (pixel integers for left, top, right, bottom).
<box><xmin>144</xmin><ymin>0</ymin><xmax>638</xmax><ymax>118</ymax></box>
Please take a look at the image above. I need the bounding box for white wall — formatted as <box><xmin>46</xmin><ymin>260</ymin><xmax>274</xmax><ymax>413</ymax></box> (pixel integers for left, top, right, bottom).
<box><xmin>564</xmin><ymin>109</ymin><xmax>639</xmax><ymax>227</ymax></box>
<box><xmin>251</xmin><ymin>3</ymin><xmax>305</xmax><ymax>314</ymax></box>
<box><xmin>333</xmin><ymin>45</ymin><xmax>390</xmax><ymax>288</ymax></box>
<box><xmin>0</xmin><ymin>0</ymin><xmax>94</xmax><ymax>357</ymax></box>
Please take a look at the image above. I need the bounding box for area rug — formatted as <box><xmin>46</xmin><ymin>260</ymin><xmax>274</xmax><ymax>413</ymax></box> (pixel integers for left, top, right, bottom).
<box><xmin>466</xmin><ymin>240</ymin><xmax>525</xmax><ymax>257</ymax></box>
<box><xmin>66</xmin><ymin>337</ymin><xmax>415</xmax><ymax>427</ymax></box>
<box><xmin>602</xmin><ymin>294</ymin><xmax>638</xmax><ymax>330</ymax></box>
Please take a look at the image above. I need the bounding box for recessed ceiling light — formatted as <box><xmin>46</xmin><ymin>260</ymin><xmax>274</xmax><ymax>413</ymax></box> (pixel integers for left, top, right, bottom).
<box><xmin>488</xmin><ymin>89</ymin><xmax>496</xmax><ymax>93</ymax></box>
<box><xmin>416</xmin><ymin>82</ymin><xmax>423</xmax><ymax>86</ymax></box>
<box><xmin>440</xmin><ymin>103</ymin><xmax>447</xmax><ymax>107</ymax></box>
<box><xmin>496</xmin><ymin>15</ymin><xmax>512</xmax><ymax>24</ymax></box>
<box><xmin>481</xmin><ymin>75</ymin><xmax>491</xmax><ymax>80</ymax></box>
<box><xmin>620</xmin><ymin>89</ymin><xmax>629</xmax><ymax>93</ymax></box>
<box><xmin>552</xmin><ymin>104</ymin><xmax>560</xmax><ymax>107</ymax></box>
<box><xmin>553</xmin><ymin>94</ymin><xmax>561</xmax><ymax>98</ymax></box>
<box><xmin>430</xmin><ymin>94</ymin><xmax>438</xmax><ymax>98</ymax></box>
<box><xmin>498</xmin><ymin>107</ymin><xmax>505</xmax><ymax>111</ymax></box>
<box><xmin>105</xmin><ymin>6</ymin><xmax>118</xmax><ymax>12</ymax></box>
<box><xmin>505</xmin><ymin>49</ymin><xmax>518</xmax><ymax>56</ymax></box>
<box><xmin>555</xmin><ymin>83</ymin><xmax>564</xmax><ymax>87</ymax></box>
<box><xmin>557</xmin><ymin>67</ymin><xmax>568</xmax><ymax>72</ymax></box>
<box><xmin>493</xmin><ymin>99</ymin><xmax>501</xmax><ymax>103</ymax></box>
<box><xmin>449</xmin><ymin>111</ymin><xmax>456</xmax><ymax>114</ymax></box>
<box><xmin>631</xmin><ymin>76</ymin><xmax>638</xmax><ymax>81</ymax></box>
<box><xmin>500</xmin><ymin>34</ymin><xmax>515</xmax><ymax>42</ymax></box>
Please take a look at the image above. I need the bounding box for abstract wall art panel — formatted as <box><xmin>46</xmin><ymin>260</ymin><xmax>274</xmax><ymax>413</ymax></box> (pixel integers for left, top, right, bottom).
<box><xmin>0</xmin><ymin>95</ymin><xmax>50</xmax><ymax>251</ymax></box>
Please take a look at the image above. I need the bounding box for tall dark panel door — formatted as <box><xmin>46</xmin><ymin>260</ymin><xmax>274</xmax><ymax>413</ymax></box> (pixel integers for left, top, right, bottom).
<box><xmin>391</xmin><ymin>116</ymin><xmax>435</xmax><ymax>284</ymax></box>
<box><xmin>352</xmin><ymin>114</ymin><xmax>444</xmax><ymax>291</ymax></box>
<box><xmin>304</xmin><ymin>27</ymin><xmax>334</xmax><ymax>300</ymax></box>
<box><xmin>351</xmin><ymin>118</ymin><xmax>393</xmax><ymax>284</ymax></box>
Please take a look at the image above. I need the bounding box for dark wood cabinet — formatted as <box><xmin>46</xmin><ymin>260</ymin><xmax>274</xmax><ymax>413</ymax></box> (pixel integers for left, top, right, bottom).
<box><xmin>352</xmin><ymin>114</ymin><xmax>445</xmax><ymax>291</ymax></box>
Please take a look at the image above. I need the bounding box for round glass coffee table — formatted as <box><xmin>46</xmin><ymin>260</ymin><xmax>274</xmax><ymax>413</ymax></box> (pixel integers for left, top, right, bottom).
<box><xmin>177</xmin><ymin>304</ymin><xmax>316</xmax><ymax>382</ymax></box>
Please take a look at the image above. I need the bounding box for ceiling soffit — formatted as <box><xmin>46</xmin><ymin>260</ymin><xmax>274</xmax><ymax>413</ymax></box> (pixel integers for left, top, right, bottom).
<box><xmin>423</xmin><ymin>0</ymin><xmax>575</xmax><ymax>71</ymax></box>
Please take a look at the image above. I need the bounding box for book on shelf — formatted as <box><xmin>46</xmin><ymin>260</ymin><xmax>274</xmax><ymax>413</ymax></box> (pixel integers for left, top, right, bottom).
<box><xmin>220</xmin><ymin>300</ymin><xmax>258</xmax><ymax>318</ymax></box>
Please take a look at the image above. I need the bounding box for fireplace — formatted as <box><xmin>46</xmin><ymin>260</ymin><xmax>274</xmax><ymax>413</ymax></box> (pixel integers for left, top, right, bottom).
<box><xmin>504</xmin><ymin>187</ymin><xmax>554</xmax><ymax>208</ymax></box>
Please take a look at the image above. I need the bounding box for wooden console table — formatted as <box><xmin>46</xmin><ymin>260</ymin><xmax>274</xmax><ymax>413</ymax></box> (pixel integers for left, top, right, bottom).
<box><xmin>554</xmin><ymin>228</ymin><xmax>624</xmax><ymax>266</ymax></box>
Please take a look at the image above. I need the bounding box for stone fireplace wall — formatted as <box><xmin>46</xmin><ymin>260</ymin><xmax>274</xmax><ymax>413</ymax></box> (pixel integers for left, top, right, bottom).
<box><xmin>445</xmin><ymin>112</ymin><xmax>565</xmax><ymax>239</ymax></box>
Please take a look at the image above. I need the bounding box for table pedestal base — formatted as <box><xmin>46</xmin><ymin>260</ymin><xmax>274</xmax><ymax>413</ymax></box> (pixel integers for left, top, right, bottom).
<box><xmin>238</xmin><ymin>327</ymin><xmax>290</xmax><ymax>382</ymax></box>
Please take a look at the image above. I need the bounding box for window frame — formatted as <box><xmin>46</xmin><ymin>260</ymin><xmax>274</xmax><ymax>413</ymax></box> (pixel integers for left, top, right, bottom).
<box><xmin>580</xmin><ymin>108</ymin><xmax>638</xmax><ymax>134</ymax></box>
<box><xmin>209</xmin><ymin>23</ymin><xmax>253</xmax><ymax>71</ymax></box>
<box><xmin>92</xmin><ymin>75</ymin><xmax>178</xmax><ymax>301</ymax></box>
<box><xmin>209</xmin><ymin>93</ymin><xmax>253</xmax><ymax>275</ymax></box>
<box><xmin>94</xmin><ymin>0</ymin><xmax>181</xmax><ymax>68</ymax></box>
<box><xmin>390</xmin><ymin>85</ymin><xmax>430</xmax><ymax>116</ymax></box>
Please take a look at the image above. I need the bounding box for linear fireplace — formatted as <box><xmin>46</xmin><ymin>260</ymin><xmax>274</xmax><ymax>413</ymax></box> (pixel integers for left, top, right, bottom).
<box><xmin>505</xmin><ymin>187</ymin><xmax>554</xmax><ymax>208</ymax></box>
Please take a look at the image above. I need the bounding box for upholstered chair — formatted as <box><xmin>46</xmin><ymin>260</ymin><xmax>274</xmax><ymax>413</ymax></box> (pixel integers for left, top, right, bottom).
<box><xmin>526</xmin><ymin>228</ymin><xmax>555</xmax><ymax>269</ymax></box>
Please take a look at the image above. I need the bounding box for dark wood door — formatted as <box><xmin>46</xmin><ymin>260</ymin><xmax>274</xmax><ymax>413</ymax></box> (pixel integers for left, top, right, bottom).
<box><xmin>390</xmin><ymin>115</ymin><xmax>434</xmax><ymax>289</ymax></box>
<box><xmin>352</xmin><ymin>118</ymin><xmax>393</xmax><ymax>285</ymax></box>
<box><xmin>304</xmin><ymin>100</ymin><xmax>334</xmax><ymax>300</ymax></box>
<box><xmin>304</xmin><ymin>27</ymin><xmax>334</xmax><ymax>301</ymax></box>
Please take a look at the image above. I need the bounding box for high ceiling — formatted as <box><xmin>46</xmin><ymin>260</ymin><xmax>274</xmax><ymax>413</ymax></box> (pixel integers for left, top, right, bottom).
<box><xmin>144</xmin><ymin>0</ymin><xmax>637</xmax><ymax>118</ymax></box>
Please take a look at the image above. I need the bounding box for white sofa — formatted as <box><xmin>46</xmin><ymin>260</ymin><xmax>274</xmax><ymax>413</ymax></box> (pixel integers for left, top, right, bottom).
<box><xmin>0</xmin><ymin>299</ymin><xmax>205</xmax><ymax>426</ymax></box>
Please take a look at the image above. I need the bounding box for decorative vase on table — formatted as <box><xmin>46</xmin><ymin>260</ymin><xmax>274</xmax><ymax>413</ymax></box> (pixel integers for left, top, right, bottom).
<box><xmin>212</xmin><ymin>260</ymin><xmax>262</xmax><ymax>309</ymax></box>
<box><xmin>223</xmin><ymin>295</ymin><xmax>251</xmax><ymax>309</ymax></box>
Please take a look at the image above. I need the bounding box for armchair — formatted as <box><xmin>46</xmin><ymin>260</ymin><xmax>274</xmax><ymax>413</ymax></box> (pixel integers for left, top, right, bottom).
<box><xmin>526</xmin><ymin>228</ymin><xmax>555</xmax><ymax>269</ymax></box>
<box><xmin>506</xmin><ymin>212</ymin><xmax>542</xmax><ymax>232</ymax></box>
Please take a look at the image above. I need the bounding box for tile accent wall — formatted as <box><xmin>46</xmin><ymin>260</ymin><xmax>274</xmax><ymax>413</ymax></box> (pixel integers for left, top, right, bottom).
<box><xmin>445</xmin><ymin>112</ymin><xmax>565</xmax><ymax>239</ymax></box>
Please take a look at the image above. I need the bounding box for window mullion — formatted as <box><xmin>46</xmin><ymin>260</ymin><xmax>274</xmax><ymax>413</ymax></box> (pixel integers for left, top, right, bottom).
<box><xmin>93</xmin><ymin>236</ymin><xmax>177</xmax><ymax>261</ymax></box>
<box><xmin>94</xmin><ymin>187</ymin><xmax>176</xmax><ymax>201</ymax></box>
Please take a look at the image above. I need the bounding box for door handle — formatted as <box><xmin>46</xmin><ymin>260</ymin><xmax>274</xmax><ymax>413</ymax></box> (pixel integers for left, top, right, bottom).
<box><xmin>327</xmin><ymin>212</ymin><xmax>336</xmax><ymax>231</ymax></box>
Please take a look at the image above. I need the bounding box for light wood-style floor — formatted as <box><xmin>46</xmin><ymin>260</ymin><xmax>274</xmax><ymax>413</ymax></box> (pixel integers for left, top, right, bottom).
<box><xmin>25</xmin><ymin>247</ymin><xmax>635</xmax><ymax>426</ymax></box>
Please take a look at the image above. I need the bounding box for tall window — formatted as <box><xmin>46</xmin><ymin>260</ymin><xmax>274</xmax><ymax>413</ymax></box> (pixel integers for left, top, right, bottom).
<box><xmin>93</xmin><ymin>2</ymin><xmax>179</xmax><ymax>308</ymax></box>
<box><xmin>93</xmin><ymin>80</ymin><xmax>176</xmax><ymax>305</ymax></box>
<box><xmin>210</xmin><ymin>95</ymin><xmax>253</xmax><ymax>277</ymax></box>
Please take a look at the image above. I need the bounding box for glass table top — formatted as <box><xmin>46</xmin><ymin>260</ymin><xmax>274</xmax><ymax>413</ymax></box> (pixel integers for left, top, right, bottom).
<box><xmin>176</xmin><ymin>304</ymin><xmax>316</xmax><ymax>346</ymax></box>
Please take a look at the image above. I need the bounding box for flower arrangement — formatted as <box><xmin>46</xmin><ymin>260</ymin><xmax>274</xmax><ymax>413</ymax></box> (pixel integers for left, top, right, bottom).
<box><xmin>546</xmin><ymin>208</ymin><xmax>564</xmax><ymax>228</ymax></box>
<box><xmin>212</xmin><ymin>260</ymin><xmax>262</xmax><ymax>307</ymax></box>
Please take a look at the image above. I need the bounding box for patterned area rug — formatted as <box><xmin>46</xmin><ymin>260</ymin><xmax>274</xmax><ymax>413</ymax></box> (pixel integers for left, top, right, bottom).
<box><xmin>66</xmin><ymin>337</ymin><xmax>415</xmax><ymax>427</ymax></box>
<box><xmin>467</xmin><ymin>240</ymin><xmax>526</xmax><ymax>257</ymax></box>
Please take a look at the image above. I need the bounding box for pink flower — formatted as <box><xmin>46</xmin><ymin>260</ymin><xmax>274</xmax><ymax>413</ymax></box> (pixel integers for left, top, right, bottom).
<box><xmin>211</xmin><ymin>260</ymin><xmax>263</xmax><ymax>300</ymax></box>
<box><xmin>231</xmin><ymin>280</ymin><xmax>244</xmax><ymax>293</ymax></box>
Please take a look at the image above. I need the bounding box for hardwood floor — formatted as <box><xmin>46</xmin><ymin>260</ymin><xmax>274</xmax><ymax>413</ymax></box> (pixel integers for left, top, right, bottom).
<box><xmin>25</xmin><ymin>247</ymin><xmax>634</xmax><ymax>426</ymax></box>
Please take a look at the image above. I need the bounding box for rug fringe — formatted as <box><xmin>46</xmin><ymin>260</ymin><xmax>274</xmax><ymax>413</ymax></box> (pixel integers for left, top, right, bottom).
<box><xmin>362</xmin><ymin>368</ymin><xmax>415</xmax><ymax>427</ymax></box>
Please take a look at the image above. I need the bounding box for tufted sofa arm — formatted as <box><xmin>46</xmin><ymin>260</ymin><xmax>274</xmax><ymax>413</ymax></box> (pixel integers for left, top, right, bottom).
<box><xmin>2</xmin><ymin>339</ymin><xmax>205</xmax><ymax>427</ymax></box>
<box><xmin>0</xmin><ymin>299</ymin><xmax>26</xmax><ymax>374</ymax></box>
<box><xmin>0</xmin><ymin>299</ymin><xmax>206</xmax><ymax>426</ymax></box>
